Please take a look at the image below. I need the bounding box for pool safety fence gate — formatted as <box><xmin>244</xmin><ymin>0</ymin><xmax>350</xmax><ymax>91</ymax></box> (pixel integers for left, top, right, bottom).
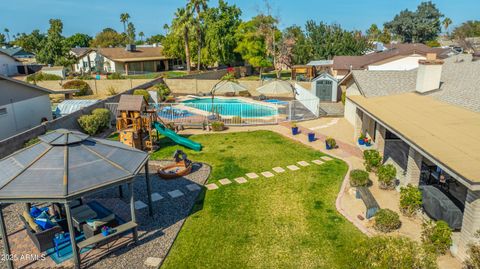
<box><xmin>105</xmin><ymin>99</ymin><xmax>319</xmax><ymax>127</ymax></box>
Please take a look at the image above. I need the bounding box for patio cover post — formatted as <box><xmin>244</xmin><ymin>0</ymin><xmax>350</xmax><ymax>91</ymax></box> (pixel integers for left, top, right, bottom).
<box><xmin>129</xmin><ymin>183</ymin><xmax>138</xmax><ymax>242</ymax></box>
<box><xmin>0</xmin><ymin>204</ymin><xmax>13</xmax><ymax>269</ymax></box>
<box><xmin>65</xmin><ymin>202</ymin><xmax>81</xmax><ymax>269</ymax></box>
<box><xmin>145</xmin><ymin>161</ymin><xmax>153</xmax><ymax>216</ymax></box>
<box><xmin>24</xmin><ymin>202</ymin><xmax>31</xmax><ymax>213</ymax></box>
<box><xmin>119</xmin><ymin>185</ymin><xmax>124</xmax><ymax>198</ymax></box>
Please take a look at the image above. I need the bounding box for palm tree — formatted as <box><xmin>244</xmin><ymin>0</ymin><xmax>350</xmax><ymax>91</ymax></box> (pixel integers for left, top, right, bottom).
<box><xmin>442</xmin><ymin>17</ymin><xmax>452</xmax><ymax>35</ymax></box>
<box><xmin>172</xmin><ymin>8</ymin><xmax>194</xmax><ymax>72</ymax></box>
<box><xmin>4</xmin><ymin>28</ymin><xmax>9</xmax><ymax>42</ymax></box>
<box><xmin>188</xmin><ymin>0</ymin><xmax>207</xmax><ymax>71</ymax></box>
<box><xmin>120</xmin><ymin>13</ymin><xmax>130</xmax><ymax>33</ymax></box>
<box><xmin>139</xmin><ymin>31</ymin><xmax>145</xmax><ymax>41</ymax></box>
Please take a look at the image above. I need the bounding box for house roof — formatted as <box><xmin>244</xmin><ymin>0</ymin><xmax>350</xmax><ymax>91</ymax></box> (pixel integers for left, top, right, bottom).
<box><xmin>348</xmin><ymin>93</ymin><xmax>480</xmax><ymax>185</ymax></box>
<box><xmin>117</xmin><ymin>95</ymin><xmax>147</xmax><ymax>111</ymax></box>
<box><xmin>0</xmin><ymin>47</ymin><xmax>33</xmax><ymax>58</ymax></box>
<box><xmin>70</xmin><ymin>47</ymin><xmax>92</xmax><ymax>57</ymax></box>
<box><xmin>0</xmin><ymin>129</ymin><xmax>148</xmax><ymax>201</ymax></box>
<box><xmin>307</xmin><ymin>60</ymin><xmax>333</xmax><ymax>66</ymax></box>
<box><xmin>97</xmin><ymin>47</ymin><xmax>171</xmax><ymax>62</ymax></box>
<box><xmin>0</xmin><ymin>50</ymin><xmax>20</xmax><ymax>62</ymax></box>
<box><xmin>332</xmin><ymin>43</ymin><xmax>450</xmax><ymax>70</ymax></box>
<box><xmin>341</xmin><ymin>54</ymin><xmax>480</xmax><ymax>112</ymax></box>
<box><xmin>0</xmin><ymin>74</ymin><xmax>56</xmax><ymax>94</ymax></box>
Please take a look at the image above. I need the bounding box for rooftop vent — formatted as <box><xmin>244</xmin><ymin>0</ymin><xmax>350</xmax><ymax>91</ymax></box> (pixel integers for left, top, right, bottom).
<box><xmin>375</xmin><ymin>42</ymin><xmax>385</xmax><ymax>52</ymax></box>
<box><xmin>125</xmin><ymin>44</ymin><xmax>136</xmax><ymax>52</ymax></box>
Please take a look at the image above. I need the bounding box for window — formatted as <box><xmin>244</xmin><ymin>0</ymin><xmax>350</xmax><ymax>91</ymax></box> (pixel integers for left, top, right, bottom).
<box><xmin>83</xmin><ymin>61</ymin><xmax>88</xmax><ymax>68</ymax></box>
<box><xmin>0</xmin><ymin>108</ymin><xmax>7</xmax><ymax>116</ymax></box>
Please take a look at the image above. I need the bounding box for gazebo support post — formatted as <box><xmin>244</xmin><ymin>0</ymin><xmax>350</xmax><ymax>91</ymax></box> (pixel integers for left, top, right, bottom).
<box><xmin>145</xmin><ymin>162</ymin><xmax>153</xmax><ymax>216</ymax></box>
<box><xmin>65</xmin><ymin>202</ymin><xmax>81</xmax><ymax>269</ymax></box>
<box><xmin>129</xmin><ymin>183</ymin><xmax>138</xmax><ymax>242</ymax></box>
<box><xmin>0</xmin><ymin>204</ymin><xmax>13</xmax><ymax>269</ymax></box>
<box><xmin>118</xmin><ymin>185</ymin><xmax>124</xmax><ymax>198</ymax></box>
<box><xmin>24</xmin><ymin>202</ymin><xmax>31</xmax><ymax>213</ymax></box>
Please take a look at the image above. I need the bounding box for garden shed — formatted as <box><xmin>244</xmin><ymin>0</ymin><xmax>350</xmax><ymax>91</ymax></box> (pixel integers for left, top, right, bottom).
<box><xmin>311</xmin><ymin>72</ymin><xmax>339</xmax><ymax>102</ymax></box>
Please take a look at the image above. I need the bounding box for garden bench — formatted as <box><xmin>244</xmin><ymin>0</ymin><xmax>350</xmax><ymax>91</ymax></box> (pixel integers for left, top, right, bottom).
<box><xmin>77</xmin><ymin>221</ymin><xmax>138</xmax><ymax>250</ymax></box>
<box><xmin>356</xmin><ymin>186</ymin><xmax>380</xmax><ymax>219</ymax></box>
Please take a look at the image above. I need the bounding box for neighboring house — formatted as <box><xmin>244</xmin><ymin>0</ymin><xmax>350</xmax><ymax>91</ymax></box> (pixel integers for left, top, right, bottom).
<box><xmin>0</xmin><ymin>51</ymin><xmax>20</xmax><ymax>76</ymax></box>
<box><xmin>0</xmin><ymin>74</ymin><xmax>54</xmax><ymax>140</ymax></box>
<box><xmin>331</xmin><ymin>43</ymin><xmax>451</xmax><ymax>79</ymax></box>
<box><xmin>41</xmin><ymin>66</ymin><xmax>66</xmax><ymax>79</ymax></box>
<box><xmin>340</xmin><ymin>53</ymin><xmax>480</xmax><ymax>259</ymax></box>
<box><xmin>0</xmin><ymin>46</ymin><xmax>35</xmax><ymax>60</ymax></box>
<box><xmin>71</xmin><ymin>45</ymin><xmax>183</xmax><ymax>74</ymax></box>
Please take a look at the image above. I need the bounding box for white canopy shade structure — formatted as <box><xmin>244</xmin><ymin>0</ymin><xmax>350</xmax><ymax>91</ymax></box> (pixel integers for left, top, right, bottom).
<box><xmin>256</xmin><ymin>80</ymin><xmax>297</xmax><ymax>98</ymax></box>
<box><xmin>210</xmin><ymin>80</ymin><xmax>248</xmax><ymax>95</ymax></box>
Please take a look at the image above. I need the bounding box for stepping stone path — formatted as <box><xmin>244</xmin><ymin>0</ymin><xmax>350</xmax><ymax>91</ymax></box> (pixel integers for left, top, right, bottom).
<box><xmin>145</xmin><ymin>257</ymin><xmax>162</xmax><ymax>267</ymax></box>
<box><xmin>151</xmin><ymin>193</ymin><xmax>164</xmax><ymax>202</ymax></box>
<box><xmin>206</xmin><ymin>183</ymin><xmax>219</xmax><ymax>190</ymax></box>
<box><xmin>186</xmin><ymin>184</ymin><xmax>201</xmax><ymax>192</ymax></box>
<box><xmin>312</xmin><ymin>160</ymin><xmax>324</xmax><ymax>165</ymax></box>
<box><xmin>168</xmin><ymin>190</ymin><xmax>184</xmax><ymax>198</ymax></box>
<box><xmin>272</xmin><ymin>167</ymin><xmax>285</xmax><ymax>173</ymax></box>
<box><xmin>261</xmin><ymin>171</ymin><xmax>274</xmax><ymax>178</ymax></box>
<box><xmin>246</xmin><ymin>173</ymin><xmax>259</xmax><ymax>179</ymax></box>
<box><xmin>287</xmin><ymin>165</ymin><xmax>300</xmax><ymax>171</ymax></box>
<box><xmin>234</xmin><ymin>177</ymin><xmax>248</xmax><ymax>184</ymax></box>
<box><xmin>134</xmin><ymin>200</ymin><xmax>147</xmax><ymax>210</ymax></box>
<box><xmin>297</xmin><ymin>161</ymin><xmax>310</xmax><ymax>167</ymax></box>
<box><xmin>320</xmin><ymin>156</ymin><xmax>333</xmax><ymax>161</ymax></box>
<box><xmin>219</xmin><ymin>178</ymin><xmax>232</xmax><ymax>185</ymax></box>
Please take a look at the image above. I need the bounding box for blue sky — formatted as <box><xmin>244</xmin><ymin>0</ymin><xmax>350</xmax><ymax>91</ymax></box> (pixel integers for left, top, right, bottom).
<box><xmin>1</xmin><ymin>0</ymin><xmax>478</xmax><ymax>37</ymax></box>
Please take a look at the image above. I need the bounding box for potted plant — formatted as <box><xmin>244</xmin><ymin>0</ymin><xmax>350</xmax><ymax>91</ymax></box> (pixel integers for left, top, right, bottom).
<box><xmin>364</xmin><ymin>137</ymin><xmax>371</xmax><ymax>147</ymax></box>
<box><xmin>325</xmin><ymin>137</ymin><xmax>336</xmax><ymax>150</ymax></box>
<box><xmin>358</xmin><ymin>133</ymin><xmax>366</xmax><ymax>145</ymax></box>
<box><xmin>101</xmin><ymin>226</ymin><xmax>110</xmax><ymax>237</ymax></box>
<box><xmin>308</xmin><ymin>132</ymin><xmax>316</xmax><ymax>142</ymax></box>
<box><xmin>291</xmin><ymin>123</ymin><xmax>299</xmax><ymax>135</ymax></box>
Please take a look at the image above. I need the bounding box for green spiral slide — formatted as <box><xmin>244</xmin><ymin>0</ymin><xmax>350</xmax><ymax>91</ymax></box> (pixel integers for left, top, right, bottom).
<box><xmin>153</xmin><ymin>122</ymin><xmax>202</xmax><ymax>151</ymax></box>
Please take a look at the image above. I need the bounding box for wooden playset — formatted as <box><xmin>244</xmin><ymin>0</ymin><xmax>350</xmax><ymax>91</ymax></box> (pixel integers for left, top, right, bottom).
<box><xmin>116</xmin><ymin>95</ymin><xmax>157</xmax><ymax>151</ymax></box>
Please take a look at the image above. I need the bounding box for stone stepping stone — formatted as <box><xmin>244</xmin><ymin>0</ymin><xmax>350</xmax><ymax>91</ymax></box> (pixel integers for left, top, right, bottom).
<box><xmin>134</xmin><ymin>200</ymin><xmax>147</xmax><ymax>210</ymax></box>
<box><xmin>312</xmin><ymin>160</ymin><xmax>324</xmax><ymax>165</ymax></box>
<box><xmin>168</xmin><ymin>190</ymin><xmax>184</xmax><ymax>198</ymax></box>
<box><xmin>272</xmin><ymin>167</ymin><xmax>285</xmax><ymax>173</ymax></box>
<box><xmin>219</xmin><ymin>178</ymin><xmax>232</xmax><ymax>185</ymax></box>
<box><xmin>297</xmin><ymin>161</ymin><xmax>310</xmax><ymax>166</ymax></box>
<box><xmin>206</xmin><ymin>183</ymin><xmax>219</xmax><ymax>190</ymax></box>
<box><xmin>246</xmin><ymin>173</ymin><xmax>259</xmax><ymax>179</ymax></box>
<box><xmin>151</xmin><ymin>192</ymin><xmax>164</xmax><ymax>202</ymax></box>
<box><xmin>261</xmin><ymin>171</ymin><xmax>274</xmax><ymax>178</ymax></box>
<box><xmin>186</xmin><ymin>184</ymin><xmax>201</xmax><ymax>192</ymax></box>
<box><xmin>234</xmin><ymin>177</ymin><xmax>248</xmax><ymax>184</ymax></box>
<box><xmin>287</xmin><ymin>165</ymin><xmax>300</xmax><ymax>171</ymax></box>
<box><xmin>145</xmin><ymin>257</ymin><xmax>162</xmax><ymax>267</ymax></box>
<box><xmin>321</xmin><ymin>156</ymin><xmax>333</xmax><ymax>161</ymax></box>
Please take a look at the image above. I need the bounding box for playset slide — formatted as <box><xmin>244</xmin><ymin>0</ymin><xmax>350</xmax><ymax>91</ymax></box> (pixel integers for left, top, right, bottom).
<box><xmin>153</xmin><ymin>122</ymin><xmax>202</xmax><ymax>151</ymax></box>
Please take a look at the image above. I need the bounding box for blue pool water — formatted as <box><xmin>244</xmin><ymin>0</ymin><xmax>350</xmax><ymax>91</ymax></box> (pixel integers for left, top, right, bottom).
<box><xmin>182</xmin><ymin>98</ymin><xmax>277</xmax><ymax>118</ymax></box>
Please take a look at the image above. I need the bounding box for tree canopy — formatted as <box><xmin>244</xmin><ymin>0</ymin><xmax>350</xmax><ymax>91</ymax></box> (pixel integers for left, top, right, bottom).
<box><xmin>12</xmin><ymin>30</ymin><xmax>46</xmax><ymax>54</ymax></box>
<box><xmin>452</xmin><ymin>20</ymin><xmax>480</xmax><ymax>39</ymax></box>
<box><xmin>90</xmin><ymin>28</ymin><xmax>127</xmax><ymax>48</ymax></box>
<box><xmin>384</xmin><ymin>1</ymin><xmax>443</xmax><ymax>43</ymax></box>
<box><xmin>65</xmin><ymin>33</ymin><xmax>92</xmax><ymax>48</ymax></box>
<box><xmin>36</xmin><ymin>19</ymin><xmax>71</xmax><ymax>65</ymax></box>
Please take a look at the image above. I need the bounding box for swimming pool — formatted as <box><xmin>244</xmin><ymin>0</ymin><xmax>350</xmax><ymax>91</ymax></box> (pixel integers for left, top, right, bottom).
<box><xmin>182</xmin><ymin>98</ymin><xmax>278</xmax><ymax>118</ymax></box>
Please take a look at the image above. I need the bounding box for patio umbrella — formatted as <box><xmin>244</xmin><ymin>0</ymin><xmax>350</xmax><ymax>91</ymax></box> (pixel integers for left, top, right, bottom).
<box><xmin>256</xmin><ymin>80</ymin><xmax>297</xmax><ymax>98</ymax></box>
<box><xmin>210</xmin><ymin>80</ymin><xmax>248</xmax><ymax>95</ymax></box>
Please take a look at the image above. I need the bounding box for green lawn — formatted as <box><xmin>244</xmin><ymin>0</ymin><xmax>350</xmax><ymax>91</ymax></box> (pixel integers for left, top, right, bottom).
<box><xmin>151</xmin><ymin>131</ymin><xmax>365</xmax><ymax>269</ymax></box>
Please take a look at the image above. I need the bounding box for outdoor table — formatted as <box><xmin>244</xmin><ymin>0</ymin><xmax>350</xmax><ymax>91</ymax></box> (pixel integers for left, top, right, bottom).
<box><xmin>70</xmin><ymin>205</ymin><xmax>97</xmax><ymax>230</ymax></box>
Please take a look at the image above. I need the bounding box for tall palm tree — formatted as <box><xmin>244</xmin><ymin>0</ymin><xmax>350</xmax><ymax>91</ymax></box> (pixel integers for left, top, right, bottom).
<box><xmin>173</xmin><ymin>8</ymin><xmax>193</xmax><ymax>72</ymax></box>
<box><xmin>188</xmin><ymin>0</ymin><xmax>207</xmax><ymax>71</ymax></box>
<box><xmin>4</xmin><ymin>28</ymin><xmax>9</xmax><ymax>42</ymax></box>
<box><xmin>442</xmin><ymin>17</ymin><xmax>452</xmax><ymax>35</ymax></box>
<box><xmin>120</xmin><ymin>13</ymin><xmax>130</xmax><ymax>33</ymax></box>
<box><xmin>139</xmin><ymin>31</ymin><xmax>145</xmax><ymax>41</ymax></box>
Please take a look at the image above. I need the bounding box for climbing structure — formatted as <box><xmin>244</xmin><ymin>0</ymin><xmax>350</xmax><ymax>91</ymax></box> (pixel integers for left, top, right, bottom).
<box><xmin>116</xmin><ymin>94</ymin><xmax>156</xmax><ymax>151</ymax></box>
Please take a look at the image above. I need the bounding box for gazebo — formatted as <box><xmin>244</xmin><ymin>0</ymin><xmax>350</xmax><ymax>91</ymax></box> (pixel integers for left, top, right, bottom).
<box><xmin>256</xmin><ymin>79</ymin><xmax>297</xmax><ymax>98</ymax></box>
<box><xmin>0</xmin><ymin>129</ymin><xmax>153</xmax><ymax>269</ymax></box>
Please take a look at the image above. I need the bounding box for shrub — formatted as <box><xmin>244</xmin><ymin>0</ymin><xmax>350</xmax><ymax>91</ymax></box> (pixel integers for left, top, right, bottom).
<box><xmin>425</xmin><ymin>40</ymin><xmax>441</xmax><ymax>47</ymax></box>
<box><xmin>26</xmin><ymin>72</ymin><xmax>62</xmax><ymax>82</ymax></box>
<box><xmin>133</xmin><ymin>89</ymin><xmax>150</xmax><ymax>102</ymax></box>
<box><xmin>165</xmin><ymin>96</ymin><xmax>176</xmax><ymax>103</ymax></box>
<box><xmin>421</xmin><ymin>220</ymin><xmax>452</xmax><ymax>255</ymax></box>
<box><xmin>78</xmin><ymin>108</ymin><xmax>111</xmax><ymax>135</ymax></box>
<box><xmin>154</xmin><ymin>83</ymin><xmax>171</xmax><ymax>101</ymax></box>
<box><xmin>377</xmin><ymin>164</ymin><xmax>397</xmax><ymax>189</ymax></box>
<box><xmin>106</xmin><ymin>86</ymin><xmax>118</xmax><ymax>96</ymax></box>
<box><xmin>400</xmin><ymin>184</ymin><xmax>422</xmax><ymax>216</ymax></box>
<box><xmin>354</xmin><ymin>236</ymin><xmax>437</xmax><ymax>269</ymax></box>
<box><xmin>231</xmin><ymin>116</ymin><xmax>242</xmax><ymax>124</ymax></box>
<box><xmin>363</xmin><ymin>149</ymin><xmax>382</xmax><ymax>172</ymax></box>
<box><xmin>466</xmin><ymin>244</ymin><xmax>480</xmax><ymax>269</ymax></box>
<box><xmin>211</xmin><ymin>121</ymin><xmax>225</xmax><ymax>132</ymax></box>
<box><xmin>62</xmin><ymin>80</ymin><xmax>91</xmax><ymax>96</ymax></box>
<box><xmin>107</xmin><ymin>72</ymin><xmax>125</xmax><ymax>79</ymax></box>
<box><xmin>326</xmin><ymin>137</ymin><xmax>337</xmax><ymax>148</ymax></box>
<box><xmin>341</xmin><ymin>91</ymin><xmax>346</xmax><ymax>105</ymax></box>
<box><xmin>349</xmin><ymin>169</ymin><xmax>370</xmax><ymax>187</ymax></box>
<box><xmin>77</xmin><ymin>73</ymin><xmax>93</xmax><ymax>80</ymax></box>
<box><xmin>238</xmin><ymin>90</ymin><xmax>251</xmax><ymax>97</ymax></box>
<box><xmin>374</xmin><ymin>209</ymin><xmax>401</xmax><ymax>233</ymax></box>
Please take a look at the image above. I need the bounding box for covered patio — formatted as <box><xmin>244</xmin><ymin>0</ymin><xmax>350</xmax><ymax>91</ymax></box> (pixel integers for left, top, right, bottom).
<box><xmin>0</xmin><ymin>129</ymin><xmax>153</xmax><ymax>269</ymax></box>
